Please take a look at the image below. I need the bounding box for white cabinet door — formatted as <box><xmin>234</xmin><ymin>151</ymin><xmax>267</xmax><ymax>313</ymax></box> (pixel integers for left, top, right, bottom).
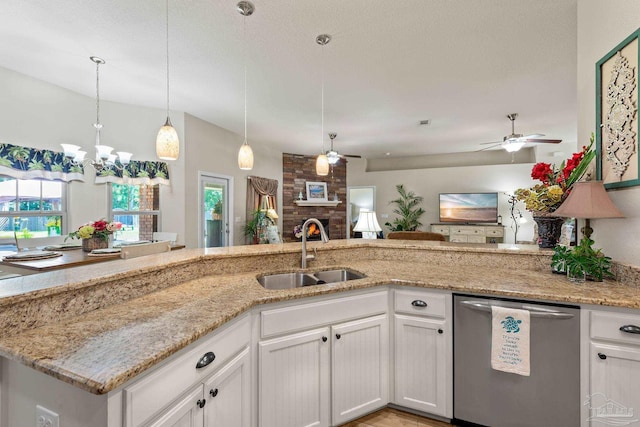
<box><xmin>146</xmin><ymin>385</ymin><xmax>205</xmax><ymax>427</ymax></box>
<box><xmin>331</xmin><ymin>314</ymin><xmax>389</xmax><ymax>425</ymax></box>
<box><xmin>204</xmin><ymin>347</ymin><xmax>251</xmax><ymax>427</ymax></box>
<box><xmin>259</xmin><ymin>328</ymin><xmax>331</xmax><ymax>427</ymax></box>
<box><xmin>394</xmin><ymin>314</ymin><xmax>449</xmax><ymax>417</ymax></box>
<box><xmin>588</xmin><ymin>342</ymin><xmax>640</xmax><ymax>426</ymax></box>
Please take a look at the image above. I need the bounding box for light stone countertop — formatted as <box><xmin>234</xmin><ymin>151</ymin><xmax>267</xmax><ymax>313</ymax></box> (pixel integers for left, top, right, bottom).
<box><xmin>0</xmin><ymin>240</ymin><xmax>638</xmax><ymax>395</ymax></box>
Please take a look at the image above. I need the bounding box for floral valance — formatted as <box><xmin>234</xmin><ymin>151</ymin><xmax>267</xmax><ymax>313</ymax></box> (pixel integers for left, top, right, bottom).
<box><xmin>94</xmin><ymin>160</ymin><xmax>170</xmax><ymax>186</ymax></box>
<box><xmin>0</xmin><ymin>142</ymin><xmax>84</xmax><ymax>182</ymax></box>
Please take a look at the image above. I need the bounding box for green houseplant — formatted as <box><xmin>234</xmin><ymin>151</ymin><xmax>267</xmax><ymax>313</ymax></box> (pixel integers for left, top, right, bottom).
<box><xmin>551</xmin><ymin>238</ymin><xmax>614</xmax><ymax>282</ymax></box>
<box><xmin>243</xmin><ymin>209</ymin><xmax>264</xmax><ymax>244</ymax></box>
<box><xmin>384</xmin><ymin>184</ymin><xmax>425</xmax><ymax>232</ymax></box>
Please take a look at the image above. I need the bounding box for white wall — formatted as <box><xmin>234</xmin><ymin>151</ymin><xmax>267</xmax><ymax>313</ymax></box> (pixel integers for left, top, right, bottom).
<box><xmin>347</xmin><ymin>158</ymin><xmax>540</xmax><ymax>244</ymax></box>
<box><xmin>577</xmin><ymin>1</ymin><xmax>640</xmax><ymax>266</ymax></box>
<box><xmin>184</xmin><ymin>114</ymin><xmax>282</xmax><ymax>247</ymax></box>
<box><xmin>0</xmin><ymin>66</ymin><xmax>185</xmax><ymax>244</ymax></box>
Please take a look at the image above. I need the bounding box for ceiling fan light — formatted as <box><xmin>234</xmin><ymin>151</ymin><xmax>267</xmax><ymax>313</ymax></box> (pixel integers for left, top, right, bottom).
<box><xmin>316</xmin><ymin>154</ymin><xmax>329</xmax><ymax>175</ymax></box>
<box><xmin>503</xmin><ymin>141</ymin><xmax>525</xmax><ymax>152</ymax></box>
<box><xmin>238</xmin><ymin>141</ymin><xmax>254</xmax><ymax>170</ymax></box>
<box><xmin>156</xmin><ymin>119</ymin><xmax>180</xmax><ymax>160</ymax></box>
<box><xmin>327</xmin><ymin>151</ymin><xmax>340</xmax><ymax>165</ymax></box>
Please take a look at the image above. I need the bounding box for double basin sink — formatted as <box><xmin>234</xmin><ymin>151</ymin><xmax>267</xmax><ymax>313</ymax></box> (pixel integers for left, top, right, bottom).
<box><xmin>257</xmin><ymin>269</ymin><xmax>366</xmax><ymax>290</ymax></box>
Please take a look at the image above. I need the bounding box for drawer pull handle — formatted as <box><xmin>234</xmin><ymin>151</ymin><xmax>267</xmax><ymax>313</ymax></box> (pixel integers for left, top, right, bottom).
<box><xmin>322</xmin><ymin>336</ymin><xmax>328</xmax><ymax>342</ymax></box>
<box><xmin>412</xmin><ymin>300</ymin><xmax>427</xmax><ymax>308</ymax></box>
<box><xmin>210</xmin><ymin>388</ymin><xmax>219</xmax><ymax>398</ymax></box>
<box><xmin>598</xmin><ymin>352</ymin><xmax>607</xmax><ymax>360</ymax></box>
<box><xmin>197</xmin><ymin>399</ymin><xmax>206</xmax><ymax>408</ymax></box>
<box><xmin>336</xmin><ymin>333</ymin><xmax>341</xmax><ymax>340</ymax></box>
<box><xmin>195</xmin><ymin>351</ymin><xmax>216</xmax><ymax>369</ymax></box>
<box><xmin>620</xmin><ymin>325</ymin><xmax>640</xmax><ymax>334</ymax></box>
<box><xmin>438</xmin><ymin>329</ymin><xmax>443</xmax><ymax>334</ymax></box>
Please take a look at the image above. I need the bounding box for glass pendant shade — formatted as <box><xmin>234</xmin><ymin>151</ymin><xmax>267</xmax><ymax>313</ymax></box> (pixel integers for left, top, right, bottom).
<box><xmin>95</xmin><ymin>144</ymin><xmax>114</xmax><ymax>161</ymax></box>
<box><xmin>156</xmin><ymin>118</ymin><xmax>180</xmax><ymax>160</ymax></box>
<box><xmin>316</xmin><ymin>153</ymin><xmax>329</xmax><ymax>176</ymax></box>
<box><xmin>238</xmin><ymin>141</ymin><xmax>254</xmax><ymax>170</ymax></box>
<box><xmin>503</xmin><ymin>141</ymin><xmax>525</xmax><ymax>152</ymax></box>
<box><xmin>117</xmin><ymin>151</ymin><xmax>133</xmax><ymax>166</ymax></box>
<box><xmin>73</xmin><ymin>150</ymin><xmax>87</xmax><ymax>162</ymax></box>
<box><xmin>61</xmin><ymin>144</ymin><xmax>81</xmax><ymax>158</ymax></box>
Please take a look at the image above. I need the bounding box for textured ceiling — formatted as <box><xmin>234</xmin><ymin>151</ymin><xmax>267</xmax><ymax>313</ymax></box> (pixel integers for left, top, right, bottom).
<box><xmin>0</xmin><ymin>0</ymin><xmax>577</xmax><ymax>159</ymax></box>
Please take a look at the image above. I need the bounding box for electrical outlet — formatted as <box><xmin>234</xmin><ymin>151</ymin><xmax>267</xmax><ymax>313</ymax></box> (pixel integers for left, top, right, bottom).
<box><xmin>36</xmin><ymin>405</ymin><xmax>59</xmax><ymax>427</ymax></box>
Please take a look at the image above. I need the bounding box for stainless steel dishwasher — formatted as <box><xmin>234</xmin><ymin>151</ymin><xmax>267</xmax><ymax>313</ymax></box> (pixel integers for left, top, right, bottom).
<box><xmin>453</xmin><ymin>294</ymin><xmax>580</xmax><ymax>427</ymax></box>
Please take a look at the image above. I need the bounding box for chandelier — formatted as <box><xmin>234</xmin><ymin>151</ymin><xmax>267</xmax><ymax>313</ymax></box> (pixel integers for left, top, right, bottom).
<box><xmin>61</xmin><ymin>56</ymin><xmax>132</xmax><ymax>171</ymax></box>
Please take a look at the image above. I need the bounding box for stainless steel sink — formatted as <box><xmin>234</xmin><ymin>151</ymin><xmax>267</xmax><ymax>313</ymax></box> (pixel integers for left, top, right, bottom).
<box><xmin>257</xmin><ymin>269</ymin><xmax>366</xmax><ymax>290</ymax></box>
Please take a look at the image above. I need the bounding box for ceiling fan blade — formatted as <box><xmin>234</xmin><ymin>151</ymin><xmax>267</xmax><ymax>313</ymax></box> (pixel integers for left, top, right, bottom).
<box><xmin>476</xmin><ymin>143</ymin><xmax>502</xmax><ymax>152</ymax></box>
<box><xmin>522</xmin><ymin>133</ymin><xmax>545</xmax><ymax>139</ymax></box>
<box><xmin>522</xmin><ymin>138</ymin><xmax>562</xmax><ymax>144</ymax></box>
<box><xmin>479</xmin><ymin>140</ymin><xmax>502</xmax><ymax>145</ymax></box>
<box><xmin>342</xmin><ymin>154</ymin><xmax>362</xmax><ymax>158</ymax></box>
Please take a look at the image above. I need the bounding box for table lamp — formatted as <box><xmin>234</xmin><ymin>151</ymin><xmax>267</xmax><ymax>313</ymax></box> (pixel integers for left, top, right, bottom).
<box><xmin>552</xmin><ymin>181</ymin><xmax>624</xmax><ymax>239</ymax></box>
<box><xmin>353</xmin><ymin>210</ymin><xmax>382</xmax><ymax>239</ymax></box>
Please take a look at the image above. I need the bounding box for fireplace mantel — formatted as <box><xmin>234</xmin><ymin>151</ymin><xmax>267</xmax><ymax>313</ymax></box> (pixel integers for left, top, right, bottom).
<box><xmin>294</xmin><ymin>200</ymin><xmax>342</xmax><ymax>207</ymax></box>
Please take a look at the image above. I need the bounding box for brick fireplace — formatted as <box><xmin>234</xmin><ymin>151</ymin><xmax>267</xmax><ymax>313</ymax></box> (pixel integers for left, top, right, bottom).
<box><xmin>282</xmin><ymin>153</ymin><xmax>347</xmax><ymax>243</ymax></box>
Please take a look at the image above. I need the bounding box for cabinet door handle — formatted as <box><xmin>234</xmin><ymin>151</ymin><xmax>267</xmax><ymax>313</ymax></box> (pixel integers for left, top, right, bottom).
<box><xmin>438</xmin><ymin>329</ymin><xmax>443</xmax><ymax>334</ymax></box>
<box><xmin>335</xmin><ymin>333</ymin><xmax>341</xmax><ymax>340</ymax></box>
<box><xmin>620</xmin><ymin>325</ymin><xmax>640</xmax><ymax>334</ymax></box>
<box><xmin>598</xmin><ymin>353</ymin><xmax>607</xmax><ymax>360</ymax></box>
<box><xmin>195</xmin><ymin>351</ymin><xmax>216</xmax><ymax>369</ymax></box>
<box><xmin>197</xmin><ymin>399</ymin><xmax>206</xmax><ymax>408</ymax></box>
<box><xmin>411</xmin><ymin>300</ymin><xmax>427</xmax><ymax>308</ymax></box>
<box><xmin>322</xmin><ymin>336</ymin><xmax>328</xmax><ymax>342</ymax></box>
<box><xmin>210</xmin><ymin>388</ymin><xmax>218</xmax><ymax>398</ymax></box>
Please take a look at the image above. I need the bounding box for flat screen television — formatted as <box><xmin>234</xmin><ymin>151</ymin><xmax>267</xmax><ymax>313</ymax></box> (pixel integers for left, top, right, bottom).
<box><xmin>439</xmin><ymin>192</ymin><xmax>499</xmax><ymax>224</ymax></box>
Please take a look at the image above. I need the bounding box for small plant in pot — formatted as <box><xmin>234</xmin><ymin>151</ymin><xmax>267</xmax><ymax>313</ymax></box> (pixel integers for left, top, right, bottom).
<box><xmin>551</xmin><ymin>237</ymin><xmax>614</xmax><ymax>282</ymax></box>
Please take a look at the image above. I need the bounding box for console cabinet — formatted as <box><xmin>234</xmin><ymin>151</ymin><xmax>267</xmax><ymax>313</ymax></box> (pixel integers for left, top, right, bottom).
<box><xmin>430</xmin><ymin>224</ymin><xmax>504</xmax><ymax>243</ymax></box>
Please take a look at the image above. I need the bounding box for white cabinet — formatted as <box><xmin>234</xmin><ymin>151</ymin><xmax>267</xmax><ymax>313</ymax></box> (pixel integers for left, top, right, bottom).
<box><xmin>258</xmin><ymin>290</ymin><xmax>389</xmax><ymax>427</ymax></box>
<box><xmin>587</xmin><ymin>310</ymin><xmax>640</xmax><ymax>426</ymax></box>
<box><xmin>393</xmin><ymin>289</ymin><xmax>452</xmax><ymax>418</ymax></box>
<box><xmin>124</xmin><ymin>315</ymin><xmax>251</xmax><ymax>427</ymax></box>
<box><xmin>430</xmin><ymin>224</ymin><xmax>504</xmax><ymax>243</ymax></box>
<box><xmin>146</xmin><ymin>385</ymin><xmax>206</xmax><ymax>427</ymax></box>
<box><xmin>259</xmin><ymin>328</ymin><xmax>331</xmax><ymax>427</ymax></box>
<box><xmin>331</xmin><ymin>314</ymin><xmax>389</xmax><ymax>425</ymax></box>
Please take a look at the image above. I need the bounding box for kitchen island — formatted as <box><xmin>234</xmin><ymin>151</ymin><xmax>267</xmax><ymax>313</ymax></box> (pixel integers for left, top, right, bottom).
<box><xmin>1</xmin><ymin>240</ymin><xmax>639</xmax><ymax>426</ymax></box>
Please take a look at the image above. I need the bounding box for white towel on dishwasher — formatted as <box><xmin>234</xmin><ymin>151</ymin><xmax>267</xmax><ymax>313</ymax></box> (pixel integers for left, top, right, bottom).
<box><xmin>491</xmin><ymin>305</ymin><xmax>530</xmax><ymax>376</ymax></box>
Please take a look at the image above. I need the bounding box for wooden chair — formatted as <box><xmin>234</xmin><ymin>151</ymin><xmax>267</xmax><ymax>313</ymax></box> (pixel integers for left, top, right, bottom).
<box><xmin>120</xmin><ymin>241</ymin><xmax>171</xmax><ymax>259</ymax></box>
<box><xmin>152</xmin><ymin>232</ymin><xmax>178</xmax><ymax>244</ymax></box>
<box><xmin>387</xmin><ymin>231</ymin><xmax>446</xmax><ymax>241</ymax></box>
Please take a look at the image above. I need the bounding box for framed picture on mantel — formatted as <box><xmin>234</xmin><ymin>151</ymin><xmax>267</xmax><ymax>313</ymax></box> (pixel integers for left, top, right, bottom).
<box><xmin>306</xmin><ymin>181</ymin><xmax>328</xmax><ymax>202</ymax></box>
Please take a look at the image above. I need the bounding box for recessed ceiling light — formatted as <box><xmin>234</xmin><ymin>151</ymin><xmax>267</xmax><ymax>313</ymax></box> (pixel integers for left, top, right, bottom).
<box><xmin>419</xmin><ymin>119</ymin><xmax>431</xmax><ymax>126</ymax></box>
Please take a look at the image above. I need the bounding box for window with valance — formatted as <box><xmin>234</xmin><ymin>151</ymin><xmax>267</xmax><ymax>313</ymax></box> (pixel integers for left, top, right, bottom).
<box><xmin>0</xmin><ymin>142</ymin><xmax>83</xmax><ymax>182</ymax></box>
<box><xmin>95</xmin><ymin>160</ymin><xmax>170</xmax><ymax>186</ymax></box>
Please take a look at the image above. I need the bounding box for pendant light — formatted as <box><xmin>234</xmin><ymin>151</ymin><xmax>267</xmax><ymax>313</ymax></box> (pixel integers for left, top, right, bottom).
<box><xmin>237</xmin><ymin>1</ymin><xmax>255</xmax><ymax>170</ymax></box>
<box><xmin>61</xmin><ymin>56</ymin><xmax>132</xmax><ymax>171</ymax></box>
<box><xmin>156</xmin><ymin>0</ymin><xmax>180</xmax><ymax>161</ymax></box>
<box><xmin>315</xmin><ymin>34</ymin><xmax>331</xmax><ymax>176</ymax></box>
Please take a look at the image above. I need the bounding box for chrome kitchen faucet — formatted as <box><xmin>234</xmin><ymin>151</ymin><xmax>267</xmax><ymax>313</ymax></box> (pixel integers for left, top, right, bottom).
<box><xmin>301</xmin><ymin>218</ymin><xmax>329</xmax><ymax>268</ymax></box>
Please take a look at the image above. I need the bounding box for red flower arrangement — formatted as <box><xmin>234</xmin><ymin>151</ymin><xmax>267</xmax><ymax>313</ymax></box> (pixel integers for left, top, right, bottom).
<box><xmin>67</xmin><ymin>218</ymin><xmax>122</xmax><ymax>241</ymax></box>
<box><xmin>515</xmin><ymin>135</ymin><xmax>595</xmax><ymax>213</ymax></box>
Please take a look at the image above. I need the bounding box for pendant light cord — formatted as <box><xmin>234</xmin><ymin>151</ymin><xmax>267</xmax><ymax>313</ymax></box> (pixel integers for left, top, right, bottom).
<box><xmin>244</xmin><ymin>11</ymin><xmax>247</xmax><ymax>143</ymax></box>
<box><xmin>165</xmin><ymin>0</ymin><xmax>170</xmax><ymax>119</ymax></box>
<box><xmin>321</xmin><ymin>42</ymin><xmax>325</xmax><ymax>153</ymax></box>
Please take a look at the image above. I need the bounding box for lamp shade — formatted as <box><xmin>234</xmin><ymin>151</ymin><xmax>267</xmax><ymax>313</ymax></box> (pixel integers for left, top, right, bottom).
<box><xmin>552</xmin><ymin>181</ymin><xmax>624</xmax><ymax>219</ymax></box>
<box><xmin>156</xmin><ymin>120</ymin><xmax>180</xmax><ymax>161</ymax></box>
<box><xmin>238</xmin><ymin>142</ymin><xmax>254</xmax><ymax>170</ymax></box>
<box><xmin>316</xmin><ymin>154</ymin><xmax>329</xmax><ymax>176</ymax></box>
<box><xmin>353</xmin><ymin>210</ymin><xmax>382</xmax><ymax>233</ymax></box>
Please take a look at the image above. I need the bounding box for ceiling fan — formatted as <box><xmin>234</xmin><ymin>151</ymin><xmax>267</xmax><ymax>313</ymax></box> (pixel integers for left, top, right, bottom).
<box><xmin>326</xmin><ymin>133</ymin><xmax>362</xmax><ymax>165</ymax></box>
<box><xmin>479</xmin><ymin>113</ymin><xmax>562</xmax><ymax>152</ymax></box>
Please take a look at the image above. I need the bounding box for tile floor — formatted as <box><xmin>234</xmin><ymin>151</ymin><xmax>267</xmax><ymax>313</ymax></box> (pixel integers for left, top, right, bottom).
<box><xmin>340</xmin><ymin>408</ymin><xmax>455</xmax><ymax>427</ymax></box>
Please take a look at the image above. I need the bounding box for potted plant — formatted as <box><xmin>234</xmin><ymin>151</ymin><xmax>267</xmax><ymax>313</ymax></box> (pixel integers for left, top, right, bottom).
<box><xmin>384</xmin><ymin>184</ymin><xmax>425</xmax><ymax>232</ymax></box>
<box><xmin>551</xmin><ymin>237</ymin><xmax>614</xmax><ymax>282</ymax></box>
<box><xmin>243</xmin><ymin>210</ymin><xmax>264</xmax><ymax>244</ymax></box>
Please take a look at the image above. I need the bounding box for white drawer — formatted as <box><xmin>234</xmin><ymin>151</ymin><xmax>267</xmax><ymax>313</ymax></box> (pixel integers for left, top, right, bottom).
<box><xmin>467</xmin><ymin>235</ymin><xmax>485</xmax><ymax>243</ymax></box>
<box><xmin>485</xmin><ymin>227</ymin><xmax>504</xmax><ymax>237</ymax></box>
<box><xmin>449</xmin><ymin>235</ymin><xmax>468</xmax><ymax>243</ymax></box>
<box><xmin>261</xmin><ymin>290</ymin><xmax>388</xmax><ymax>338</ymax></box>
<box><xmin>590</xmin><ymin>311</ymin><xmax>640</xmax><ymax>345</ymax></box>
<box><xmin>431</xmin><ymin>225</ymin><xmax>449</xmax><ymax>235</ymax></box>
<box><xmin>394</xmin><ymin>289</ymin><xmax>447</xmax><ymax>318</ymax></box>
<box><xmin>450</xmin><ymin>226</ymin><xmax>485</xmax><ymax>236</ymax></box>
<box><xmin>124</xmin><ymin>315</ymin><xmax>251</xmax><ymax>427</ymax></box>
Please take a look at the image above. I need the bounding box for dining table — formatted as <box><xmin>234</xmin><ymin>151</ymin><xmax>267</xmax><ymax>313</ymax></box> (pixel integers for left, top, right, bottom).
<box><xmin>0</xmin><ymin>244</ymin><xmax>186</xmax><ymax>273</ymax></box>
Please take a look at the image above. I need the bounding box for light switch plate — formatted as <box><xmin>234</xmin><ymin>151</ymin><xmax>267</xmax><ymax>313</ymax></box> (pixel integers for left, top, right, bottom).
<box><xmin>36</xmin><ymin>405</ymin><xmax>59</xmax><ymax>427</ymax></box>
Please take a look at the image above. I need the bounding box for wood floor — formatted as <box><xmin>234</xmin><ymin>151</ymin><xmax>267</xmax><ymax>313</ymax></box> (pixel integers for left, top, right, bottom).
<box><xmin>340</xmin><ymin>408</ymin><xmax>455</xmax><ymax>427</ymax></box>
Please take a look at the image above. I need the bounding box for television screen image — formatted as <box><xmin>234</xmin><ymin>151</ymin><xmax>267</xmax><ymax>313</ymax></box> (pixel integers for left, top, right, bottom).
<box><xmin>439</xmin><ymin>193</ymin><xmax>498</xmax><ymax>223</ymax></box>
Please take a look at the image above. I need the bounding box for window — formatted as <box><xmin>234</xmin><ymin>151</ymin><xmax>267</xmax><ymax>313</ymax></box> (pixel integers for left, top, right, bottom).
<box><xmin>0</xmin><ymin>177</ymin><xmax>66</xmax><ymax>243</ymax></box>
<box><xmin>110</xmin><ymin>183</ymin><xmax>160</xmax><ymax>242</ymax></box>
